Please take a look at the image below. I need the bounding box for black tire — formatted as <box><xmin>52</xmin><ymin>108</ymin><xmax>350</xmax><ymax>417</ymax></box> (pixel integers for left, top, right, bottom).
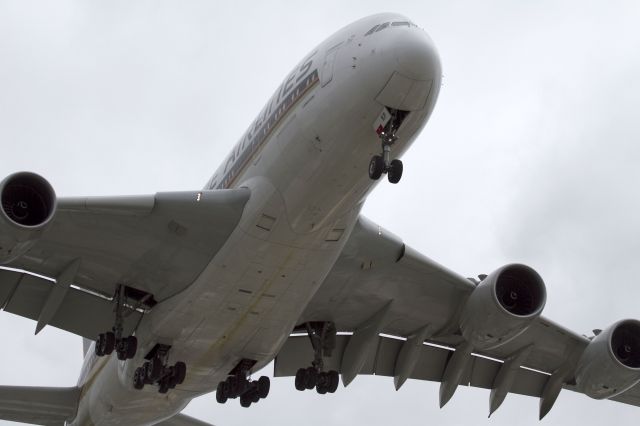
<box><xmin>168</xmin><ymin>375</ymin><xmax>177</xmax><ymax>389</ymax></box>
<box><xmin>328</xmin><ymin>371</ymin><xmax>339</xmax><ymax>393</ymax></box>
<box><xmin>256</xmin><ymin>376</ymin><xmax>270</xmax><ymax>399</ymax></box>
<box><xmin>95</xmin><ymin>334</ymin><xmax>105</xmax><ymax>357</ymax></box>
<box><xmin>251</xmin><ymin>390</ymin><xmax>260</xmax><ymax>403</ymax></box>
<box><xmin>104</xmin><ymin>332</ymin><xmax>116</xmax><ymax>355</ymax></box>
<box><xmin>226</xmin><ymin>377</ymin><xmax>239</xmax><ymax>398</ymax></box>
<box><xmin>387</xmin><ymin>159</ymin><xmax>403</xmax><ymax>184</ymax></box>
<box><xmin>133</xmin><ymin>367</ymin><xmax>145</xmax><ymax>390</ymax></box>
<box><xmin>239</xmin><ymin>394</ymin><xmax>252</xmax><ymax>408</ymax></box>
<box><xmin>173</xmin><ymin>362</ymin><xmax>187</xmax><ymax>385</ymax></box>
<box><xmin>304</xmin><ymin>367</ymin><xmax>317</xmax><ymax>390</ymax></box>
<box><xmin>125</xmin><ymin>336</ymin><xmax>137</xmax><ymax>359</ymax></box>
<box><xmin>116</xmin><ymin>348</ymin><xmax>127</xmax><ymax>361</ymax></box>
<box><xmin>142</xmin><ymin>362</ymin><xmax>153</xmax><ymax>384</ymax></box>
<box><xmin>294</xmin><ymin>368</ymin><xmax>306</xmax><ymax>391</ymax></box>
<box><xmin>368</xmin><ymin>155</ymin><xmax>385</xmax><ymax>180</ymax></box>
<box><xmin>158</xmin><ymin>380</ymin><xmax>169</xmax><ymax>394</ymax></box>
<box><xmin>148</xmin><ymin>357</ymin><xmax>163</xmax><ymax>381</ymax></box>
<box><xmin>216</xmin><ymin>381</ymin><xmax>228</xmax><ymax>404</ymax></box>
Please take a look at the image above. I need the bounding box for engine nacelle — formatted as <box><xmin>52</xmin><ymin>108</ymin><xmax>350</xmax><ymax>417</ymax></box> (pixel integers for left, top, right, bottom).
<box><xmin>575</xmin><ymin>319</ymin><xmax>640</xmax><ymax>399</ymax></box>
<box><xmin>0</xmin><ymin>172</ymin><xmax>56</xmax><ymax>264</ymax></box>
<box><xmin>459</xmin><ymin>264</ymin><xmax>546</xmax><ymax>350</ymax></box>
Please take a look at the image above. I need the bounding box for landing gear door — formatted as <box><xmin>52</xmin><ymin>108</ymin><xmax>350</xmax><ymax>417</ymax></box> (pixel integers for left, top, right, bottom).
<box><xmin>321</xmin><ymin>43</ymin><xmax>342</xmax><ymax>87</ymax></box>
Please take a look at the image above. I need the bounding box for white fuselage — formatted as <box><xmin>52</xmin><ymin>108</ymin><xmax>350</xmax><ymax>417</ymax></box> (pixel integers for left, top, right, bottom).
<box><xmin>70</xmin><ymin>13</ymin><xmax>441</xmax><ymax>426</ymax></box>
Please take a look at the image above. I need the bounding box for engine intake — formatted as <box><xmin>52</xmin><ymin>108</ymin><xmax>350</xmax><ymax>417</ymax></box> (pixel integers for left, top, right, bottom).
<box><xmin>0</xmin><ymin>172</ymin><xmax>56</xmax><ymax>264</ymax></box>
<box><xmin>576</xmin><ymin>319</ymin><xmax>640</xmax><ymax>399</ymax></box>
<box><xmin>459</xmin><ymin>264</ymin><xmax>546</xmax><ymax>350</ymax></box>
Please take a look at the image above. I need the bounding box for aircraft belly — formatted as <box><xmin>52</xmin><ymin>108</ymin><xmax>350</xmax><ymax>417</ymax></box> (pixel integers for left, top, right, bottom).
<box><xmin>133</xmin><ymin>176</ymin><xmax>359</xmax><ymax>397</ymax></box>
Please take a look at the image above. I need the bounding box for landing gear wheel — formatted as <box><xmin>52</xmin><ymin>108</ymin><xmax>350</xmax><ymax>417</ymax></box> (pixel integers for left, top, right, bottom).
<box><xmin>158</xmin><ymin>379</ymin><xmax>169</xmax><ymax>394</ymax></box>
<box><xmin>125</xmin><ymin>336</ymin><xmax>137</xmax><ymax>359</ymax></box>
<box><xmin>216</xmin><ymin>381</ymin><xmax>228</xmax><ymax>404</ymax></box>
<box><xmin>368</xmin><ymin>155</ymin><xmax>385</xmax><ymax>180</ymax></box>
<box><xmin>328</xmin><ymin>370</ymin><xmax>339</xmax><ymax>393</ymax></box>
<box><xmin>239</xmin><ymin>394</ymin><xmax>252</xmax><ymax>408</ymax></box>
<box><xmin>95</xmin><ymin>334</ymin><xmax>105</xmax><ymax>356</ymax></box>
<box><xmin>316</xmin><ymin>374</ymin><xmax>328</xmax><ymax>394</ymax></box>
<box><xmin>104</xmin><ymin>332</ymin><xmax>116</xmax><ymax>355</ymax></box>
<box><xmin>133</xmin><ymin>367</ymin><xmax>145</xmax><ymax>390</ymax></box>
<box><xmin>304</xmin><ymin>367</ymin><xmax>318</xmax><ymax>390</ymax></box>
<box><xmin>387</xmin><ymin>159</ymin><xmax>403</xmax><ymax>184</ymax></box>
<box><xmin>256</xmin><ymin>376</ymin><xmax>270</xmax><ymax>399</ymax></box>
<box><xmin>148</xmin><ymin>357</ymin><xmax>163</xmax><ymax>382</ymax></box>
<box><xmin>173</xmin><ymin>362</ymin><xmax>187</xmax><ymax>385</ymax></box>
<box><xmin>295</xmin><ymin>368</ymin><xmax>306</xmax><ymax>391</ymax></box>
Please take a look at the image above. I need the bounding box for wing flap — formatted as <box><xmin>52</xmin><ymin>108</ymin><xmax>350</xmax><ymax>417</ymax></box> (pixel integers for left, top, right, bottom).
<box><xmin>0</xmin><ymin>386</ymin><xmax>79</xmax><ymax>426</ymax></box>
<box><xmin>274</xmin><ymin>335</ymin><xmax>549</xmax><ymax>399</ymax></box>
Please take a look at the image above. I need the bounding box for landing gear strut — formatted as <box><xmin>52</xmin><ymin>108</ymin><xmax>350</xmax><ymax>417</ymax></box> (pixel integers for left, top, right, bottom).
<box><xmin>133</xmin><ymin>344</ymin><xmax>187</xmax><ymax>393</ymax></box>
<box><xmin>216</xmin><ymin>359</ymin><xmax>270</xmax><ymax>408</ymax></box>
<box><xmin>294</xmin><ymin>322</ymin><xmax>339</xmax><ymax>394</ymax></box>
<box><xmin>369</xmin><ymin>108</ymin><xmax>409</xmax><ymax>184</ymax></box>
<box><xmin>95</xmin><ymin>285</ymin><xmax>137</xmax><ymax>360</ymax></box>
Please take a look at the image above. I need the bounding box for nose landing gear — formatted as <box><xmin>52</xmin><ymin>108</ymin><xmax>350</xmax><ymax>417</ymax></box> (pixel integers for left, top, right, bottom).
<box><xmin>368</xmin><ymin>108</ymin><xmax>409</xmax><ymax>184</ymax></box>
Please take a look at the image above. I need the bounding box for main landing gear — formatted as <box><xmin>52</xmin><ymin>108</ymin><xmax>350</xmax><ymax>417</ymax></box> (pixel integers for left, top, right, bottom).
<box><xmin>133</xmin><ymin>344</ymin><xmax>187</xmax><ymax>393</ymax></box>
<box><xmin>369</xmin><ymin>108</ymin><xmax>409</xmax><ymax>184</ymax></box>
<box><xmin>95</xmin><ymin>285</ymin><xmax>137</xmax><ymax>360</ymax></box>
<box><xmin>294</xmin><ymin>322</ymin><xmax>339</xmax><ymax>395</ymax></box>
<box><xmin>216</xmin><ymin>359</ymin><xmax>270</xmax><ymax>408</ymax></box>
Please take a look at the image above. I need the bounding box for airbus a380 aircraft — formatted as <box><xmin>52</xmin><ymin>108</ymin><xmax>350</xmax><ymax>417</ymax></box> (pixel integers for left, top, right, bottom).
<box><xmin>0</xmin><ymin>12</ymin><xmax>639</xmax><ymax>425</ymax></box>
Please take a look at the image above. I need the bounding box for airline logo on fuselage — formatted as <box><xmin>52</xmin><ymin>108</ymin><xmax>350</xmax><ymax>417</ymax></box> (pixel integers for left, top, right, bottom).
<box><xmin>212</xmin><ymin>54</ymin><xmax>320</xmax><ymax>189</ymax></box>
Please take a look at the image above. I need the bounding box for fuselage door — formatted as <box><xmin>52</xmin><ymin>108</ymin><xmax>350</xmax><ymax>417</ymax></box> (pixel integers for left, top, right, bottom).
<box><xmin>321</xmin><ymin>43</ymin><xmax>342</xmax><ymax>87</ymax></box>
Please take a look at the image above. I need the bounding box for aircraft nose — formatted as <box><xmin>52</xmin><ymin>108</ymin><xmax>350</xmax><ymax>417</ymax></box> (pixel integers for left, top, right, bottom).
<box><xmin>392</xmin><ymin>27</ymin><xmax>441</xmax><ymax>81</ymax></box>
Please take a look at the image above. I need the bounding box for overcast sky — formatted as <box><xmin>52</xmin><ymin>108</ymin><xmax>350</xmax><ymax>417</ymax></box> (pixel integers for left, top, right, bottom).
<box><xmin>1</xmin><ymin>0</ymin><xmax>640</xmax><ymax>425</ymax></box>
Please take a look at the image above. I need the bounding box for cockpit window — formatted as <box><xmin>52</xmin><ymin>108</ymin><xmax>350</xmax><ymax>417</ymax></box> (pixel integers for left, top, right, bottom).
<box><xmin>365</xmin><ymin>21</ymin><xmax>417</xmax><ymax>36</ymax></box>
<box><xmin>365</xmin><ymin>24</ymin><xmax>379</xmax><ymax>36</ymax></box>
<box><xmin>375</xmin><ymin>22</ymin><xmax>390</xmax><ymax>32</ymax></box>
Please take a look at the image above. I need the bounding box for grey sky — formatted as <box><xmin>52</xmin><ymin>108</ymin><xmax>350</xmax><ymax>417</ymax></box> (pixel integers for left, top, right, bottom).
<box><xmin>1</xmin><ymin>0</ymin><xmax>640</xmax><ymax>424</ymax></box>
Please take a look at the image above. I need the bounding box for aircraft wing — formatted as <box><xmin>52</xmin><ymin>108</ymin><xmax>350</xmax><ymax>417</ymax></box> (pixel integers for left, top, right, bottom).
<box><xmin>0</xmin><ymin>385</ymin><xmax>79</xmax><ymax>426</ymax></box>
<box><xmin>0</xmin><ymin>187</ymin><xmax>250</xmax><ymax>339</ymax></box>
<box><xmin>275</xmin><ymin>215</ymin><xmax>640</xmax><ymax>418</ymax></box>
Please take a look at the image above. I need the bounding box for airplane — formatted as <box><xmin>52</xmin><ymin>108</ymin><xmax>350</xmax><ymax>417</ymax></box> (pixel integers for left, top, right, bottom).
<box><xmin>1</xmin><ymin>11</ymin><xmax>639</xmax><ymax>426</ymax></box>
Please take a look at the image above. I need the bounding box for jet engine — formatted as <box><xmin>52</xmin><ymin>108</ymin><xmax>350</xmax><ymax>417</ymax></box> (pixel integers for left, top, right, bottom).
<box><xmin>0</xmin><ymin>172</ymin><xmax>56</xmax><ymax>264</ymax></box>
<box><xmin>575</xmin><ymin>319</ymin><xmax>640</xmax><ymax>399</ymax></box>
<box><xmin>459</xmin><ymin>264</ymin><xmax>546</xmax><ymax>350</ymax></box>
